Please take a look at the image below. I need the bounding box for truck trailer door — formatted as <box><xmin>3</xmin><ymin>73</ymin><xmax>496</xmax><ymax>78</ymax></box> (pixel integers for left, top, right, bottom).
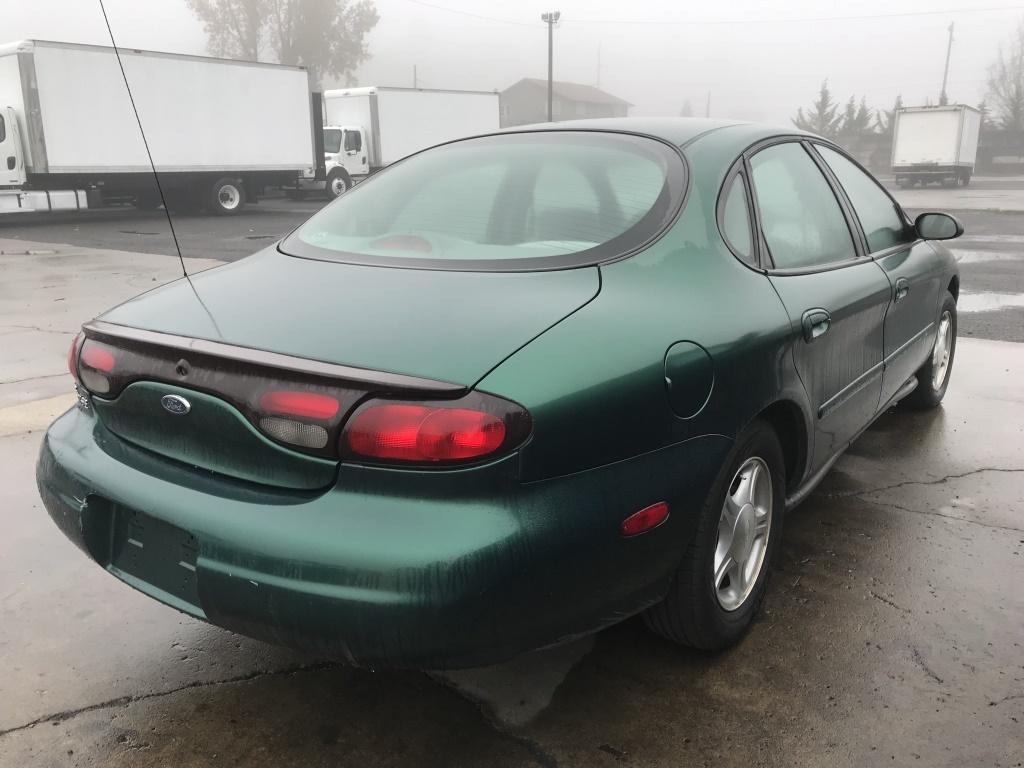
<box><xmin>0</xmin><ymin>107</ymin><xmax>27</xmax><ymax>187</ymax></box>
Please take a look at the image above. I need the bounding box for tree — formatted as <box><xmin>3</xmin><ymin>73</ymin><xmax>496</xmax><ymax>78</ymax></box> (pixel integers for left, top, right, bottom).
<box><xmin>875</xmin><ymin>94</ymin><xmax>903</xmax><ymax>135</ymax></box>
<box><xmin>186</xmin><ymin>0</ymin><xmax>379</xmax><ymax>88</ymax></box>
<box><xmin>793</xmin><ymin>80</ymin><xmax>841</xmax><ymax>138</ymax></box>
<box><xmin>839</xmin><ymin>96</ymin><xmax>873</xmax><ymax>137</ymax></box>
<box><xmin>679</xmin><ymin>100</ymin><xmax>694</xmax><ymax>117</ymax></box>
<box><xmin>986</xmin><ymin>18</ymin><xmax>1024</xmax><ymax>130</ymax></box>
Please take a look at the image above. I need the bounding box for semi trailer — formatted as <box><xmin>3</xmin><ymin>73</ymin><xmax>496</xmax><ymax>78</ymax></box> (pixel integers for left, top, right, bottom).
<box><xmin>0</xmin><ymin>39</ymin><xmax>323</xmax><ymax>215</ymax></box>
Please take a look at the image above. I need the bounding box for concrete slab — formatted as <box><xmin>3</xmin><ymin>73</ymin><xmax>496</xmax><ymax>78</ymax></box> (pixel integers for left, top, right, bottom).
<box><xmin>1</xmin><ymin>337</ymin><xmax>1021</xmax><ymax>766</ymax></box>
<box><xmin>0</xmin><ymin>238</ymin><xmax>221</xmax><ymax>409</ymax></box>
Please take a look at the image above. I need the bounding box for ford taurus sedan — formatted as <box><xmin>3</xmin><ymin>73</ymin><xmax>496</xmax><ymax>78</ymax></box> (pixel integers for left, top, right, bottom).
<box><xmin>38</xmin><ymin>118</ymin><xmax>961</xmax><ymax>668</ymax></box>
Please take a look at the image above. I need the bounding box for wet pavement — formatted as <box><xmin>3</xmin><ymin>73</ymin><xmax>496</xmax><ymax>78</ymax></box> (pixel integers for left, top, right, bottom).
<box><xmin>1</xmin><ymin>240</ymin><xmax>1023</xmax><ymax>766</ymax></box>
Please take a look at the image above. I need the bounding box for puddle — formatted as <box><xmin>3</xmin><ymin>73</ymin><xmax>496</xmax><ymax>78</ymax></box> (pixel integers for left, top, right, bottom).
<box><xmin>951</xmin><ymin>249</ymin><xmax>1024</xmax><ymax>264</ymax></box>
<box><xmin>957</xmin><ymin>292</ymin><xmax>1024</xmax><ymax>312</ymax></box>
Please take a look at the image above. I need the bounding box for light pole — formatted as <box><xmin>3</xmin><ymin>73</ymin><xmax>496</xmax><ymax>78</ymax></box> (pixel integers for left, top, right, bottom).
<box><xmin>940</xmin><ymin>22</ymin><xmax>954</xmax><ymax>106</ymax></box>
<box><xmin>541</xmin><ymin>11</ymin><xmax>560</xmax><ymax>122</ymax></box>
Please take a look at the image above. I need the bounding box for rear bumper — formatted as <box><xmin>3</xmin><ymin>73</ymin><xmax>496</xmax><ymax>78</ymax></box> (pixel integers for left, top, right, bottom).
<box><xmin>37</xmin><ymin>406</ymin><xmax>728</xmax><ymax>668</ymax></box>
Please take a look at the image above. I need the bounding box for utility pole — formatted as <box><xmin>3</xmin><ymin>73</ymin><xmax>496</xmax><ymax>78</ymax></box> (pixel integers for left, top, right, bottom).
<box><xmin>596</xmin><ymin>42</ymin><xmax>602</xmax><ymax>88</ymax></box>
<box><xmin>541</xmin><ymin>11</ymin><xmax>560</xmax><ymax>121</ymax></box>
<box><xmin>705</xmin><ymin>91</ymin><xmax>711</xmax><ymax>118</ymax></box>
<box><xmin>413</xmin><ymin>65</ymin><xmax>418</xmax><ymax>89</ymax></box>
<box><xmin>940</xmin><ymin>22</ymin><xmax>954</xmax><ymax>105</ymax></box>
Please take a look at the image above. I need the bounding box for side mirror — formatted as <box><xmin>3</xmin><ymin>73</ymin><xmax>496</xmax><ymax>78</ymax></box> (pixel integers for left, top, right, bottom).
<box><xmin>915</xmin><ymin>212</ymin><xmax>963</xmax><ymax>241</ymax></box>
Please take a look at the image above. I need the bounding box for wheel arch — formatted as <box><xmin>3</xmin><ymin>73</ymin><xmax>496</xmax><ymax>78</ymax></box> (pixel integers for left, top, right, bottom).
<box><xmin>751</xmin><ymin>399</ymin><xmax>807</xmax><ymax>492</ymax></box>
<box><xmin>948</xmin><ymin>274</ymin><xmax>960</xmax><ymax>302</ymax></box>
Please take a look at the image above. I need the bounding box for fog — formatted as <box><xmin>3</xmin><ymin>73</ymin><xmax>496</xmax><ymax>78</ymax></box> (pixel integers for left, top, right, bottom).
<box><xmin>3</xmin><ymin>0</ymin><xmax>1019</xmax><ymax>125</ymax></box>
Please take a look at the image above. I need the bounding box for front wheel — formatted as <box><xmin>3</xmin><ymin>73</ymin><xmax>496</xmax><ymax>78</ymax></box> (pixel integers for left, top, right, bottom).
<box><xmin>903</xmin><ymin>291</ymin><xmax>957</xmax><ymax>410</ymax></box>
<box><xmin>208</xmin><ymin>177</ymin><xmax>246</xmax><ymax>215</ymax></box>
<box><xmin>326</xmin><ymin>169</ymin><xmax>351</xmax><ymax>199</ymax></box>
<box><xmin>644</xmin><ymin>420</ymin><xmax>785</xmax><ymax>650</ymax></box>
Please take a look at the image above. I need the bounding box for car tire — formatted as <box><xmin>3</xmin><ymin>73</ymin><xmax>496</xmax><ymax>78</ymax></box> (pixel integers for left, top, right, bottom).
<box><xmin>644</xmin><ymin>419</ymin><xmax>785</xmax><ymax>651</ymax></box>
<box><xmin>208</xmin><ymin>177</ymin><xmax>246</xmax><ymax>215</ymax></box>
<box><xmin>327</xmin><ymin>169</ymin><xmax>351</xmax><ymax>199</ymax></box>
<box><xmin>903</xmin><ymin>291</ymin><xmax>957</xmax><ymax>410</ymax></box>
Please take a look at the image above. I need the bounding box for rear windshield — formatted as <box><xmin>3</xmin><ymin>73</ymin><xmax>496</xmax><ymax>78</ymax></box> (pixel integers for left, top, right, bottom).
<box><xmin>323</xmin><ymin>128</ymin><xmax>342</xmax><ymax>154</ymax></box>
<box><xmin>281</xmin><ymin>131</ymin><xmax>685</xmax><ymax>271</ymax></box>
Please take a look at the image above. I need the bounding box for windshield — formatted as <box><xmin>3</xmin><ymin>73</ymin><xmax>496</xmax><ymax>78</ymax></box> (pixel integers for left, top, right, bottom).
<box><xmin>323</xmin><ymin>128</ymin><xmax>343</xmax><ymax>154</ymax></box>
<box><xmin>282</xmin><ymin>131</ymin><xmax>684</xmax><ymax>271</ymax></box>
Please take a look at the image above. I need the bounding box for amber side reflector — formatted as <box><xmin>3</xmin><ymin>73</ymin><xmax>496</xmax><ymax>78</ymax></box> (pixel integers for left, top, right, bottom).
<box><xmin>620</xmin><ymin>502</ymin><xmax>670</xmax><ymax>537</ymax></box>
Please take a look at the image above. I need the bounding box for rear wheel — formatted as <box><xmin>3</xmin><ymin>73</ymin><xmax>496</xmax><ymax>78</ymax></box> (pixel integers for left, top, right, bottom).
<box><xmin>644</xmin><ymin>420</ymin><xmax>785</xmax><ymax>650</ymax></box>
<box><xmin>208</xmin><ymin>177</ymin><xmax>245</xmax><ymax>215</ymax></box>
<box><xmin>903</xmin><ymin>291</ymin><xmax>957</xmax><ymax>410</ymax></box>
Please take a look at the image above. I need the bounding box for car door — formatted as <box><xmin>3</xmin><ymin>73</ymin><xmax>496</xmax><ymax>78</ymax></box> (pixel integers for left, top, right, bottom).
<box><xmin>811</xmin><ymin>143</ymin><xmax>944</xmax><ymax>406</ymax></box>
<box><xmin>747</xmin><ymin>140</ymin><xmax>892</xmax><ymax>471</ymax></box>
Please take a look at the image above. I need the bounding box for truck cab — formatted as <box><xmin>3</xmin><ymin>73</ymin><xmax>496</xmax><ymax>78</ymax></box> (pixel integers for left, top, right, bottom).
<box><xmin>322</xmin><ymin>125</ymin><xmax>368</xmax><ymax>197</ymax></box>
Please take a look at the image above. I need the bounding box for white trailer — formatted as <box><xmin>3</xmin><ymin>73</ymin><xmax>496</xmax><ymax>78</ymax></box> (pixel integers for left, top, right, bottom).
<box><xmin>0</xmin><ymin>40</ymin><xmax>322</xmax><ymax>214</ymax></box>
<box><xmin>299</xmin><ymin>86</ymin><xmax>499</xmax><ymax>198</ymax></box>
<box><xmin>891</xmin><ymin>105</ymin><xmax>981</xmax><ymax>188</ymax></box>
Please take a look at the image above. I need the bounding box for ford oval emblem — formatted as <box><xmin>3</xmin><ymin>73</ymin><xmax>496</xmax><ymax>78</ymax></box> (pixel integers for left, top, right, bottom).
<box><xmin>160</xmin><ymin>394</ymin><xmax>191</xmax><ymax>415</ymax></box>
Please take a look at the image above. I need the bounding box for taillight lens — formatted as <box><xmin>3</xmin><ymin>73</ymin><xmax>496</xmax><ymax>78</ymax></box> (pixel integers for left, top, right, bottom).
<box><xmin>78</xmin><ymin>338</ymin><xmax>117</xmax><ymax>394</ymax></box>
<box><xmin>341</xmin><ymin>393</ymin><xmax>531</xmax><ymax>465</ymax></box>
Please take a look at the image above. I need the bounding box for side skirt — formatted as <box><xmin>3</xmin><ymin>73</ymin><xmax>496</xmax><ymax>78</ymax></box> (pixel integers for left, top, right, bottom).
<box><xmin>784</xmin><ymin>375</ymin><xmax>919</xmax><ymax>510</ymax></box>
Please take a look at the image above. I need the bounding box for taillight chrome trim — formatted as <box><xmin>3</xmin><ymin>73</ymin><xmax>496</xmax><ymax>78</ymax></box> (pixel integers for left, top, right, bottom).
<box><xmin>83</xmin><ymin>321</ymin><xmax>464</xmax><ymax>395</ymax></box>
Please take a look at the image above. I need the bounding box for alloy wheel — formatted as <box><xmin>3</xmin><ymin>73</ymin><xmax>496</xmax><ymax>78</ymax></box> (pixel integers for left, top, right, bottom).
<box><xmin>931</xmin><ymin>310</ymin><xmax>953</xmax><ymax>390</ymax></box>
<box><xmin>714</xmin><ymin>456</ymin><xmax>773</xmax><ymax>612</ymax></box>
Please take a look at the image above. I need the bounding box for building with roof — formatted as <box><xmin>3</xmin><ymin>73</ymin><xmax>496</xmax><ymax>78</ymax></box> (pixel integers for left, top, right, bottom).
<box><xmin>499</xmin><ymin>78</ymin><xmax>631</xmax><ymax>127</ymax></box>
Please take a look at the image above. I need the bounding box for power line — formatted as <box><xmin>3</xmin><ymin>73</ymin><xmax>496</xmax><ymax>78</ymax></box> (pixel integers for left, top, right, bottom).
<box><xmin>570</xmin><ymin>5</ymin><xmax>1024</xmax><ymax>25</ymax></box>
<box><xmin>400</xmin><ymin>1</ymin><xmax>1024</xmax><ymax>28</ymax></box>
<box><xmin>401</xmin><ymin>0</ymin><xmax>537</xmax><ymax>27</ymax></box>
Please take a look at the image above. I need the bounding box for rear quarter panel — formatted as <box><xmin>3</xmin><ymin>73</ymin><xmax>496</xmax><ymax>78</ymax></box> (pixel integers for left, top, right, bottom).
<box><xmin>477</xmin><ymin>152</ymin><xmax>802</xmax><ymax>484</ymax></box>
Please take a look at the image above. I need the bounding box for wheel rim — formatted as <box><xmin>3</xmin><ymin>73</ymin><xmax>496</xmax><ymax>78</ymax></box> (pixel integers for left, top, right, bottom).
<box><xmin>330</xmin><ymin>176</ymin><xmax>347</xmax><ymax>196</ymax></box>
<box><xmin>217</xmin><ymin>184</ymin><xmax>241</xmax><ymax>210</ymax></box>
<box><xmin>931</xmin><ymin>310</ymin><xmax>953</xmax><ymax>390</ymax></box>
<box><xmin>714</xmin><ymin>457</ymin><xmax>773</xmax><ymax>612</ymax></box>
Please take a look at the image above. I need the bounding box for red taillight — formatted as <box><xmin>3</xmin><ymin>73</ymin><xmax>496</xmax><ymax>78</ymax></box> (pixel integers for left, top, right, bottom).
<box><xmin>259</xmin><ymin>390</ymin><xmax>339</xmax><ymax>420</ymax></box>
<box><xmin>67</xmin><ymin>333</ymin><xmax>83</xmax><ymax>379</ymax></box>
<box><xmin>343</xmin><ymin>403</ymin><xmax>509</xmax><ymax>463</ymax></box>
<box><xmin>80</xmin><ymin>343</ymin><xmax>115</xmax><ymax>372</ymax></box>
<box><xmin>620</xmin><ymin>502</ymin><xmax>670</xmax><ymax>537</ymax></box>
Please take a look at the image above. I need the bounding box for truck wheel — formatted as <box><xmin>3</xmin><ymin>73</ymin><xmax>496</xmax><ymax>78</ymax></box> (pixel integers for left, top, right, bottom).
<box><xmin>209</xmin><ymin>177</ymin><xmax>246</xmax><ymax>215</ymax></box>
<box><xmin>327</xmin><ymin>169</ymin><xmax>351</xmax><ymax>199</ymax></box>
<box><xmin>957</xmin><ymin>171</ymin><xmax>972</xmax><ymax>187</ymax></box>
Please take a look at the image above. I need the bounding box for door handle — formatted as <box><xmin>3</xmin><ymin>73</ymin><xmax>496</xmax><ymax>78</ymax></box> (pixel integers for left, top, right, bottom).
<box><xmin>894</xmin><ymin>277</ymin><xmax>910</xmax><ymax>302</ymax></box>
<box><xmin>801</xmin><ymin>308</ymin><xmax>831</xmax><ymax>342</ymax></box>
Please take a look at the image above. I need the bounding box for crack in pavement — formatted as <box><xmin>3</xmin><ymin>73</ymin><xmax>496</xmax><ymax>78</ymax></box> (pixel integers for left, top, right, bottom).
<box><xmin>870</xmin><ymin>591</ymin><xmax>912</xmax><ymax>614</ymax></box>
<box><xmin>910</xmin><ymin>645</ymin><xmax>944</xmax><ymax>685</ymax></box>
<box><xmin>0</xmin><ymin>661</ymin><xmax>560</xmax><ymax>765</ymax></box>
<box><xmin>825</xmin><ymin>467</ymin><xmax>1024</xmax><ymax>500</ymax></box>
<box><xmin>0</xmin><ymin>661</ymin><xmax>340</xmax><ymax>740</ymax></box>
<box><xmin>0</xmin><ymin>372</ymin><xmax>66</xmax><ymax>386</ymax></box>
<box><xmin>5</xmin><ymin>324</ymin><xmax>72</xmax><ymax>336</ymax></box>
<box><xmin>862</xmin><ymin>497</ymin><xmax>1024</xmax><ymax>534</ymax></box>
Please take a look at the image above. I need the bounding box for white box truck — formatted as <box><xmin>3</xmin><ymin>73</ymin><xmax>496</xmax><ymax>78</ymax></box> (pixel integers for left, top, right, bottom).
<box><xmin>891</xmin><ymin>105</ymin><xmax>981</xmax><ymax>188</ymax></box>
<box><xmin>296</xmin><ymin>86</ymin><xmax>499</xmax><ymax>198</ymax></box>
<box><xmin>0</xmin><ymin>40</ymin><xmax>323</xmax><ymax>215</ymax></box>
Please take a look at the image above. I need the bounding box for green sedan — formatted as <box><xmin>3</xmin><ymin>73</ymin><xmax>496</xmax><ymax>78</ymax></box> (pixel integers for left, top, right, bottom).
<box><xmin>38</xmin><ymin>119</ymin><xmax>961</xmax><ymax>668</ymax></box>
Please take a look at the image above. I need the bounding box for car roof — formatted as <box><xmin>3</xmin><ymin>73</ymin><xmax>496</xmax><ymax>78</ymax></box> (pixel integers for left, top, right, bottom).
<box><xmin>500</xmin><ymin>117</ymin><xmax>815</xmax><ymax>154</ymax></box>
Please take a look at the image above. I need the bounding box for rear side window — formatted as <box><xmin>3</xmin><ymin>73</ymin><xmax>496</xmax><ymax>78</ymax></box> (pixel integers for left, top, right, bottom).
<box><xmin>720</xmin><ymin>173</ymin><xmax>754</xmax><ymax>265</ymax></box>
<box><xmin>749</xmin><ymin>142</ymin><xmax>856</xmax><ymax>269</ymax></box>
<box><xmin>282</xmin><ymin>131</ymin><xmax>685</xmax><ymax>271</ymax></box>
<box><xmin>816</xmin><ymin>145</ymin><xmax>911</xmax><ymax>253</ymax></box>
<box><xmin>0</xmin><ymin>113</ymin><xmax>5</xmax><ymax>143</ymax></box>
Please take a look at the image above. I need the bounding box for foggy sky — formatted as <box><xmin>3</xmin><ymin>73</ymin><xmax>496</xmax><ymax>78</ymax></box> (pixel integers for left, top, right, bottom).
<box><xmin>4</xmin><ymin>0</ymin><xmax>1021</xmax><ymax>126</ymax></box>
